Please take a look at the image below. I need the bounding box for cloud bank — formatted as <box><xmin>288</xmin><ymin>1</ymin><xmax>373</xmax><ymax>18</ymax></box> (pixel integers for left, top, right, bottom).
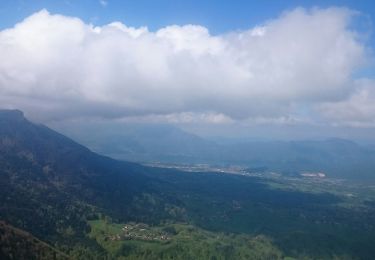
<box><xmin>319</xmin><ymin>79</ymin><xmax>375</xmax><ymax>127</ymax></box>
<box><xmin>0</xmin><ymin>7</ymin><xmax>372</xmax><ymax>126</ymax></box>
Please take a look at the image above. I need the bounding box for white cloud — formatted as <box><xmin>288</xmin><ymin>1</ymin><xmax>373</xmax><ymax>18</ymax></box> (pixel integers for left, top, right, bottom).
<box><xmin>319</xmin><ymin>79</ymin><xmax>375</xmax><ymax>127</ymax></box>
<box><xmin>112</xmin><ymin>112</ymin><xmax>234</xmax><ymax>124</ymax></box>
<box><xmin>0</xmin><ymin>8</ymin><xmax>370</xmax><ymax>125</ymax></box>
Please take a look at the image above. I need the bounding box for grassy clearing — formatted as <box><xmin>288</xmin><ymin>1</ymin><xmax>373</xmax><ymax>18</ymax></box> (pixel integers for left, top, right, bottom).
<box><xmin>88</xmin><ymin>219</ymin><xmax>288</xmax><ymax>260</ymax></box>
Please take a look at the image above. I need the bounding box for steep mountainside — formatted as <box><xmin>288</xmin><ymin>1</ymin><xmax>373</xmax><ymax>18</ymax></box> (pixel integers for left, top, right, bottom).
<box><xmin>0</xmin><ymin>110</ymin><xmax>177</xmax><ymax>253</ymax></box>
<box><xmin>0</xmin><ymin>221</ymin><xmax>68</xmax><ymax>260</ymax></box>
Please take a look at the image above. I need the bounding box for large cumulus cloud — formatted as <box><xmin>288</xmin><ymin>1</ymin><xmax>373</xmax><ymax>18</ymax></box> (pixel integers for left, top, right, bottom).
<box><xmin>0</xmin><ymin>7</ymin><xmax>370</xmax><ymax>124</ymax></box>
<box><xmin>318</xmin><ymin>79</ymin><xmax>375</xmax><ymax>127</ymax></box>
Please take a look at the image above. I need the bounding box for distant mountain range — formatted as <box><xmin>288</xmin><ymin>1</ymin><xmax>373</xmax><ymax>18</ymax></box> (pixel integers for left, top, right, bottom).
<box><xmin>55</xmin><ymin>120</ymin><xmax>375</xmax><ymax>181</ymax></box>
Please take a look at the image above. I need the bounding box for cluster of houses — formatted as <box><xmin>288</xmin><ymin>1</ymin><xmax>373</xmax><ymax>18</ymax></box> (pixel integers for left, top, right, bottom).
<box><xmin>107</xmin><ymin>223</ymin><xmax>171</xmax><ymax>242</ymax></box>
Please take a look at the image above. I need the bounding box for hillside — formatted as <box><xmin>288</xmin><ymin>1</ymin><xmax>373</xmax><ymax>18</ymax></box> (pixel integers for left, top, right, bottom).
<box><xmin>0</xmin><ymin>221</ymin><xmax>68</xmax><ymax>260</ymax></box>
<box><xmin>0</xmin><ymin>110</ymin><xmax>175</xmax><ymax>255</ymax></box>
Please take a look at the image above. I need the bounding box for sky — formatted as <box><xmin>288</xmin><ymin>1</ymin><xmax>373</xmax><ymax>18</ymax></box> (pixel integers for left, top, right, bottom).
<box><xmin>1</xmin><ymin>0</ymin><xmax>375</xmax><ymax>141</ymax></box>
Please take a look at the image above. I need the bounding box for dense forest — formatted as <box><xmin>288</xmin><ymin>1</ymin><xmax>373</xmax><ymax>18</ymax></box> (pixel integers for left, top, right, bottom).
<box><xmin>0</xmin><ymin>221</ymin><xmax>68</xmax><ymax>259</ymax></box>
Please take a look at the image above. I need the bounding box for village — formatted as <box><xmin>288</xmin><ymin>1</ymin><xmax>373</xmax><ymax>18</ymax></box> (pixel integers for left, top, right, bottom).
<box><xmin>106</xmin><ymin>223</ymin><xmax>172</xmax><ymax>242</ymax></box>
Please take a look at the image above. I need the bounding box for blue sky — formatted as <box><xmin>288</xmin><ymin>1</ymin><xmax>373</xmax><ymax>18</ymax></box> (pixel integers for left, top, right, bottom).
<box><xmin>1</xmin><ymin>0</ymin><xmax>375</xmax><ymax>33</ymax></box>
<box><xmin>1</xmin><ymin>1</ymin><xmax>375</xmax><ymax>140</ymax></box>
